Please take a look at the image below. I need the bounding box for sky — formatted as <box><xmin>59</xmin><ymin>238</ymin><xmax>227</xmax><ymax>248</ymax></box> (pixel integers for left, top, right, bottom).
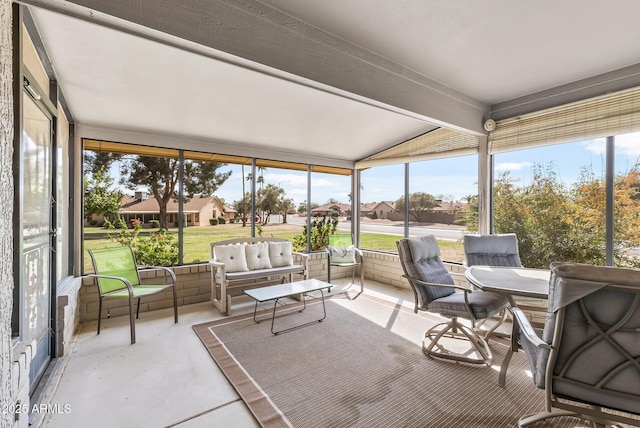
<box><xmin>110</xmin><ymin>131</ymin><xmax>640</xmax><ymax>208</ymax></box>
<box><xmin>216</xmin><ymin>131</ymin><xmax>640</xmax><ymax>207</ymax></box>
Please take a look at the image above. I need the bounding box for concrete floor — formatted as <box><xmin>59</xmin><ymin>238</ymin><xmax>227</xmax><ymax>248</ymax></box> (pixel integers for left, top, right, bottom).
<box><xmin>36</xmin><ymin>280</ymin><xmax>417</xmax><ymax>428</ymax></box>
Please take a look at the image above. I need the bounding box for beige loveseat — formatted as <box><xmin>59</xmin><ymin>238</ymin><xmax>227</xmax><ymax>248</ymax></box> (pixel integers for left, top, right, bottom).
<box><xmin>209</xmin><ymin>237</ymin><xmax>309</xmax><ymax>315</ymax></box>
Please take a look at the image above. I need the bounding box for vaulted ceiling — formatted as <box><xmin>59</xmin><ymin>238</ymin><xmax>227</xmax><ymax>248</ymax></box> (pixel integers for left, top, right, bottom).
<box><xmin>25</xmin><ymin>0</ymin><xmax>640</xmax><ymax>168</ymax></box>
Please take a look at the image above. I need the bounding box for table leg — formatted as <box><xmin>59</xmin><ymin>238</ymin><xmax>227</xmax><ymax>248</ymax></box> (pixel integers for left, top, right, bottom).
<box><xmin>271</xmin><ymin>290</ymin><xmax>327</xmax><ymax>335</ymax></box>
<box><xmin>498</xmin><ymin>311</ymin><xmax>520</xmax><ymax>387</ymax></box>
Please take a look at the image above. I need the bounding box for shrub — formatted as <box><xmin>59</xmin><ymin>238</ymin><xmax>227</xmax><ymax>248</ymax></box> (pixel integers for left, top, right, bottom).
<box><xmin>217</xmin><ymin>217</ymin><xmax>226</xmax><ymax>224</ymax></box>
<box><xmin>133</xmin><ymin>230</ymin><xmax>178</xmax><ymax>266</ymax></box>
<box><xmin>209</xmin><ymin>218</ymin><xmax>219</xmax><ymax>225</ymax></box>
<box><xmin>109</xmin><ymin>224</ymin><xmax>178</xmax><ymax>265</ymax></box>
<box><xmin>292</xmin><ymin>215</ymin><xmax>338</xmax><ymax>252</ymax></box>
<box><xmin>149</xmin><ymin>219</ymin><xmax>160</xmax><ymax>228</ymax></box>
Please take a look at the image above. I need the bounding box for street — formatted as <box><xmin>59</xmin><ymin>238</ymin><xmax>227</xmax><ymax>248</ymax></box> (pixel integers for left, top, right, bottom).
<box><xmin>277</xmin><ymin>215</ymin><xmax>465</xmax><ymax>241</ymax></box>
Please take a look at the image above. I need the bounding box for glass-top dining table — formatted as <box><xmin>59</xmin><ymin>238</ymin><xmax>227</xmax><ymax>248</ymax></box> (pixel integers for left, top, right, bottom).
<box><xmin>465</xmin><ymin>265</ymin><xmax>551</xmax><ymax>387</ymax></box>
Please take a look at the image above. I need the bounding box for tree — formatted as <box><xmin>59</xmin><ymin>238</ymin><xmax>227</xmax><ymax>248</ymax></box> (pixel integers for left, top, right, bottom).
<box><xmin>484</xmin><ymin>163</ymin><xmax>640</xmax><ymax>269</ymax></box>
<box><xmin>84</xmin><ymin>151</ymin><xmax>122</xmax><ymax>176</ymax></box>
<box><xmin>245</xmin><ymin>165</ymin><xmax>267</xmax><ymax>190</ymax></box>
<box><xmin>233</xmin><ymin>192</ymin><xmax>252</xmax><ymax>222</ymax></box>
<box><xmin>492</xmin><ymin>166</ymin><xmax>574</xmax><ymax>268</ymax></box>
<box><xmin>83</xmin><ymin>166</ymin><xmax>123</xmax><ymax>224</ymax></box>
<box><xmin>119</xmin><ymin>156</ymin><xmax>231</xmax><ymax>228</ymax></box>
<box><xmin>256</xmin><ymin>184</ymin><xmax>284</xmax><ymax>224</ymax></box>
<box><xmin>395</xmin><ymin>192</ymin><xmax>438</xmax><ymax>222</ymax></box>
<box><xmin>278</xmin><ymin>197</ymin><xmax>295</xmax><ymax>223</ymax></box>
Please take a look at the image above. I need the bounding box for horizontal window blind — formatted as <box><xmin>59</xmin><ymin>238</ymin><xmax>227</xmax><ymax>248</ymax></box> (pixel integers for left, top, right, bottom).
<box><xmin>355</xmin><ymin>128</ymin><xmax>478</xmax><ymax>169</ymax></box>
<box><xmin>84</xmin><ymin>140</ymin><xmax>352</xmax><ymax>175</ymax></box>
<box><xmin>490</xmin><ymin>86</ymin><xmax>640</xmax><ymax>154</ymax></box>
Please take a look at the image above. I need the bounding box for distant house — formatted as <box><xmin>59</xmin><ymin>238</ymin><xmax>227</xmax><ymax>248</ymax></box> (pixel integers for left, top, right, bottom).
<box><xmin>311</xmin><ymin>203</ymin><xmax>351</xmax><ymax>217</ymax></box>
<box><xmin>370</xmin><ymin>201</ymin><xmax>396</xmax><ymax>219</ymax></box>
<box><xmin>119</xmin><ymin>193</ymin><xmax>236</xmax><ymax>226</ymax></box>
<box><xmin>359</xmin><ymin>202</ymin><xmax>377</xmax><ymax>218</ymax></box>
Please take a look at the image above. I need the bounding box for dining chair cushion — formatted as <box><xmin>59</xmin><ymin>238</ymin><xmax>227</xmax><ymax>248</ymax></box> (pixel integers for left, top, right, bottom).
<box><xmin>464</xmin><ymin>234</ymin><xmax>522</xmax><ymax>267</ymax></box>
<box><xmin>397</xmin><ymin>236</ymin><xmax>455</xmax><ymax>304</ymax></box>
<box><xmin>429</xmin><ymin>290</ymin><xmax>509</xmax><ymax>319</ymax></box>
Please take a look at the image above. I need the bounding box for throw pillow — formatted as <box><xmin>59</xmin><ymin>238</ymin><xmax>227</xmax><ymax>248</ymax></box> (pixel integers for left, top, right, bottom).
<box><xmin>214</xmin><ymin>244</ymin><xmax>249</xmax><ymax>272</ymax></box>
<box><xmin>328</xmin><ymin>245</ymin><xmax>356</xmax><ymax>264</ymax></box>
<box><xmin>269</xmin><ymin>241</ymin><xmax>294</xmax><ymax>267</ymax></box>
<box><xmin>245</xmin><ymin>243</ymin><xmax>272</xmax><ymax>270</ymax></box>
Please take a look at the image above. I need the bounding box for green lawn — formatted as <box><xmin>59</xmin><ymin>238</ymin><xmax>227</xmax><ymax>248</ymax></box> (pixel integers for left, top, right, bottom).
<box><xmin>82</xmin><ymin>223</ymin><xmax>464</xmax><ymax>272</ymax></box>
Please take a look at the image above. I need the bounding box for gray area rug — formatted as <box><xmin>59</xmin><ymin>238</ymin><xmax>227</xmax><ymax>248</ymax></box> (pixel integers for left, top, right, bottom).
<box><xmin>194</xmin><ymin>294</ymin><xmax>583</xmax><ymax>428</ymax></box>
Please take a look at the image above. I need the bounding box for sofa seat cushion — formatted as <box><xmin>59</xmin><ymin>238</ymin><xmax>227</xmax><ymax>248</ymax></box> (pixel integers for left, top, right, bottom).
<box><xmin>215</xmin><ymin>264</ymin><xmax>305</xmax><ymax>284</ymax></box>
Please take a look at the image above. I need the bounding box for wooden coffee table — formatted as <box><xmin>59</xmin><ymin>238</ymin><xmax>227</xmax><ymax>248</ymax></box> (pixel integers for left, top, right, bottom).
<box><xmin>244</xmin><ymin>279</ymin><xmax>332</xmax><ymax>335</ymax></box>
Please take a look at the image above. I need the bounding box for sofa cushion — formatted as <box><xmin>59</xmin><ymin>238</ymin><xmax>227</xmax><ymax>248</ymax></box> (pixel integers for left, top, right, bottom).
<box><xmin>269</xmin><ymin>241</ymin><xmax>294</xmax><ymax>267</ymax></box>
<box><xmin>328</xmin><ymin>245</ymin><xmax>356</xmax><ymax>264</ymax></box>
<box><xmin>214</xmin><ymin>244</ymin><xmax>249</xmax><ymax>272</ymax></box>
<box><xmin>245</xmin><ymin>243</ymin><xmax>272</xmax><ymax>270</ymax></box>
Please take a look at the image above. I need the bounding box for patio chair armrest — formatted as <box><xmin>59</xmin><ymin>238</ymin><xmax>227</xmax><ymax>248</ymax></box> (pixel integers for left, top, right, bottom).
<box><xmin>85</xmin><ymin>273</ymin><xmax>134</xmax><ymax>295</ymax></box>
<box><xmin>137</xmin><ymin>265</ymin><xmax>177</xmax><ymax>283</ymax></box>
<box><xmin>402</xmin><ymin>274</ymin><xmax>472</xmax><ymax>293</ymax></box>
<box><xmin>513</xmin><ymin>307</ymin><xmax>551</xmax><ymax>349</ymax></box>
<box><xmin>209</xmin><ymin>259</ymin><xmax>225</xmax><ymax>267</ymax></box>
<box><xmin>449</xmin><ymin>270</ymin><xmax>466</xmax><ymax>280</ymax></box>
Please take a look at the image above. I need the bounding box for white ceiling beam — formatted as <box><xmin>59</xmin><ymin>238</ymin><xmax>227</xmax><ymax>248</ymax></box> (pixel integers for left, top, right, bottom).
<box><xmin>23</xmin><ymin>0</ymin><xmax>488</xmax><ymax>136</ymax></box>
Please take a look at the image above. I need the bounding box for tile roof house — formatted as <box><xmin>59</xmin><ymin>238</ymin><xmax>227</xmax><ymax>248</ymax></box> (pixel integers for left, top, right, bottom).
<box><xmin>370</xmin><ymin>201</ymin><xmax>396</xmax><ymax>219</ymax></box>
<box><xmin>119</xmin><ymin>194</ymin><xmax>236</xmax><ymax>226</ymax></box>
<box><xmin>311</xmin><ymin>203</ymin><xmax>351</xmax><ymax>217</ymax></box>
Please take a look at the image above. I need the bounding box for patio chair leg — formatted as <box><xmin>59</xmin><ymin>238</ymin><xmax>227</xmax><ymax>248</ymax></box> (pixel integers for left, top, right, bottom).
<box><xmin>136</xmin><ymin>298</ymin><xmax>141</xmax><ymax>319</ymax></box>
<box><xmin>129</xmin><ymin>295</ymin><xmax>136</xmax><ymax>344</ymax></box>
<box><xmin>97</xmin><ymin>296</ymin><xmax>102</xmax><ymax>335</ymax></box>
<box><xmin>173</xmin><ymin>286</ymin><xmax>178</xmax><ymax>323</ymax></box>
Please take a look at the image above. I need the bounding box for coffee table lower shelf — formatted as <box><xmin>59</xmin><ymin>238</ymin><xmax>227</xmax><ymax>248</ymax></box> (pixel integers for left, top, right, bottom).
<box><xmin>243</xmin><ymin>279</ymin><xmax>333</xmax><ymax>335</ymax></box>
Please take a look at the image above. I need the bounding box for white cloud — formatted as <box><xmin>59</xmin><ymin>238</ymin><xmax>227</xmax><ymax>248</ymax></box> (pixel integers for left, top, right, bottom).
<box><xmin>582</xmin><ymin>137</ymin><xmax>606</xmax><ymax>155</ymax></box>
<box><xmin>613</xmin><ymin>132</ymin><xmax>640</xmax><ymax>157</ymax></box>
<box><xmin>581</xmin><ymin>132</ymin><xmax>640</xmax><ymax>158</ymax></box>
<box><xmin>494</xmin><ymin>161</ymin><xmax>533</xmax><ymax>172</ymax></box>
